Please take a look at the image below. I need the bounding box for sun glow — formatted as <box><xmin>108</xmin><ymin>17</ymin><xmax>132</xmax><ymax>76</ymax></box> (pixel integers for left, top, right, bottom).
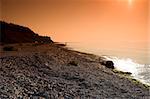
<box><xmin>117</xmin><ymin>0</ymin><xmax>133</xmax><ymax>6</ymax></box>
<box><xmin>128</xmin><ymin>0</ymin><xmax>133</xmax><ymax>6</ymax></box>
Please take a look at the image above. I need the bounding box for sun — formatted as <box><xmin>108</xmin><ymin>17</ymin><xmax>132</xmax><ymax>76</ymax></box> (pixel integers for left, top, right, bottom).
<box><xmin>128</xmin><ymin>0</ymin><xmax>133</xmax><ymax>6</ymax></box>
<box><xmin>117</xmin><ymin>0</ymin><xmax>134</xmax><ymax>6</ymax></box>
<box><xmin>118</xmin><ymin>0</ymin><xmax>134</xmax><ymax>7</ymax></box>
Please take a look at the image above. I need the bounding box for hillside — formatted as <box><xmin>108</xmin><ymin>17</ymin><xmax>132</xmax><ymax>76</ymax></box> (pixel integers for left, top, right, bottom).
<box><xmin>0</xmin><ymin>21</ymin><xmax>53</xmax><ymax>44</ymax></box>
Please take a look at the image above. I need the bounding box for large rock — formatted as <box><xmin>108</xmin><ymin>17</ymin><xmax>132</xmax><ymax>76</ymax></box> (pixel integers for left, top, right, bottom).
<box><xmin>101</xmin><ymin>60</ymin><xmax>115</xmax><ymax>69</ymax></box>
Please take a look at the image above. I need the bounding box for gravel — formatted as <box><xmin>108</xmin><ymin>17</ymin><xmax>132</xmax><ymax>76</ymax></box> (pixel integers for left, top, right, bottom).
<box><xmin>0</xmin><ymin>43</ymin><xmax>149</xmax><ymax>99</ymax></box>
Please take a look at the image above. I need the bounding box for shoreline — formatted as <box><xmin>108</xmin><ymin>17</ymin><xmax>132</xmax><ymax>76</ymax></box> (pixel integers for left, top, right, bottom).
<box><xmin>65</xmin><ymin>42</ymin><xmax>150</xmax><ymax>86</ymax></box>
<box><xmin>0</xmin><ymin>43</ymin><xmax>150</xmax><ymax>98</ymax></box>
<box><xmin>1</xmin><ymin>43</ymin><xmax>150</xmax><ymax>86</ymax></box>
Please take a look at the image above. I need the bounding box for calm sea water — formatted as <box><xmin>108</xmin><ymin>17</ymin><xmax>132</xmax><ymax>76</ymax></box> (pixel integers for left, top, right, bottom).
<box><xmin>67</xmin><ymin>42</ymin><xmax>150</xmax><ymax>85</ymax></box>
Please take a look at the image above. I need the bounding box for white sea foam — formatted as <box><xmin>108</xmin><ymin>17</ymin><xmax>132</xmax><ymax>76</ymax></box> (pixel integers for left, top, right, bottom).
<box><xmin>104</xmin><ymin>56</ymin><xmax>150</xmax><ymax>85</ymax></box>
<box><xmin>67</xmin><ymin>42</ymin><xmax>150</xmax><ymax>85</ymax></box>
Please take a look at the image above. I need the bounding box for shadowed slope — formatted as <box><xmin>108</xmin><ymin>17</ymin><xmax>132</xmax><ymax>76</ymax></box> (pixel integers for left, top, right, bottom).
<box><xmin>0</xmin><ymin>21</ymin><xmax>53</xmax><ymax>44</ymax></box>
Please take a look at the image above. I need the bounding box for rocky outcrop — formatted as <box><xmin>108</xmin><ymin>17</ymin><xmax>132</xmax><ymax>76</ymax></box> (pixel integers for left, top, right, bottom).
<box><xmin>0</xmin><ymin>21</ymin><xmax>53</xmax><ymax>44</ymax></box>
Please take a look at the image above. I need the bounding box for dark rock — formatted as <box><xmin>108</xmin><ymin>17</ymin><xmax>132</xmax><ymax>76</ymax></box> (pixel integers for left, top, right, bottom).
<box><xmin>101</xmin><ymin>60</ymin><xmax>114</xmax><ymax>69</ymax></box>
<box><xmin>68</xmin><ymin>61</ymin><xmax>78</xmax><ymax>66</ymax></box>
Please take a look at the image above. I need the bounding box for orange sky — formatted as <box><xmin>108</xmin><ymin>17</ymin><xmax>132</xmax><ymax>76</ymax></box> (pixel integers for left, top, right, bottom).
<box><xmin>149</xmin><ymin>0</ymin><xmax>150</xmax><ymax>45</ymax></box>
<box><xmin>1</xmin><ymin>0</ymin><xmax>149</xmax><ymax>43</ymax></box>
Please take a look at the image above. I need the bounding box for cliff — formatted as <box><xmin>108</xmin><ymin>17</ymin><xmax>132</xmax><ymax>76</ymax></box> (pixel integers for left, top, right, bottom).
<box><xmin>0</xmin><ymin>21</ymin><xmax>53</xmax><ymax>44</ymax></box>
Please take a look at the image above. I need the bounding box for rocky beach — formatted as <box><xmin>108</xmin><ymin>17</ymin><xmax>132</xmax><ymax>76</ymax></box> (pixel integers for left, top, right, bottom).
<box><xmin>0</xmin><ymin>21</ymin><xmax>150</xmax><ymax>98</ymax></box>
<box><xmin>0</xmin><ymin>43</ymin><xmax>150</xmax><ymax>99</ymax></box>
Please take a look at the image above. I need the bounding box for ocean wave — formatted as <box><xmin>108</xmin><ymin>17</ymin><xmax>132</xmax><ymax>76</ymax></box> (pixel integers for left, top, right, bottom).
<box><xmin>103</xmin><ymin>56</ymin><xmax>150</xmax><ymax>85</ymax></box>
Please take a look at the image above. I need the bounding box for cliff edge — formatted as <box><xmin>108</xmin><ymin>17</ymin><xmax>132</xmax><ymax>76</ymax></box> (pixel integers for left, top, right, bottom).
<box><xmin>0</xmin><ymin>21</ymin><xmax>53</xmax><ymax>44</ymax></box>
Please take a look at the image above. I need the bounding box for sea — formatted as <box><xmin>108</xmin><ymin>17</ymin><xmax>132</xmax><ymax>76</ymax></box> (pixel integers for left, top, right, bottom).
<box><xmin>66</xmin><ymin>41</ymin><xmax>150</xmax><ymax>85</ymax></box>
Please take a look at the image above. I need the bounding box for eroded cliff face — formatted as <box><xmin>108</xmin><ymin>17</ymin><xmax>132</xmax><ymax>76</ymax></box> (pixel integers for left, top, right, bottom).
<box><xmin>0</xmin><ymin>21</ymin><xmax>53</xmax><ymax>44</ymax></box>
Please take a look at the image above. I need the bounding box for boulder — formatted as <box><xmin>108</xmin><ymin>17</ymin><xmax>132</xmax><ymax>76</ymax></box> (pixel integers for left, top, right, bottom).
<box><xmin>101</xmin><ymin>60</ymin><xmax>114</xmax><ymax>69</ymax></box>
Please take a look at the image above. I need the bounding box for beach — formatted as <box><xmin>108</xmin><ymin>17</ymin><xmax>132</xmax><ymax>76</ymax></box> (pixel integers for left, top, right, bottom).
<box><xmin>67</xmin><ymin>42</ymin><xmax>150</xmax><ymax>85</ymax></box>
<box><xmin>0</xmin><ymin>43</ymin><xmax>149</xmax><ymax>98</ymax></box>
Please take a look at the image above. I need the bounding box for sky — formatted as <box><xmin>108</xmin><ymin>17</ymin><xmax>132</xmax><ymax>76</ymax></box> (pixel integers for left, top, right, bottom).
<box><xmin>1</xmin><ymin>0</ymin><xmax>149</xmax><ymax>43</ymax></box>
